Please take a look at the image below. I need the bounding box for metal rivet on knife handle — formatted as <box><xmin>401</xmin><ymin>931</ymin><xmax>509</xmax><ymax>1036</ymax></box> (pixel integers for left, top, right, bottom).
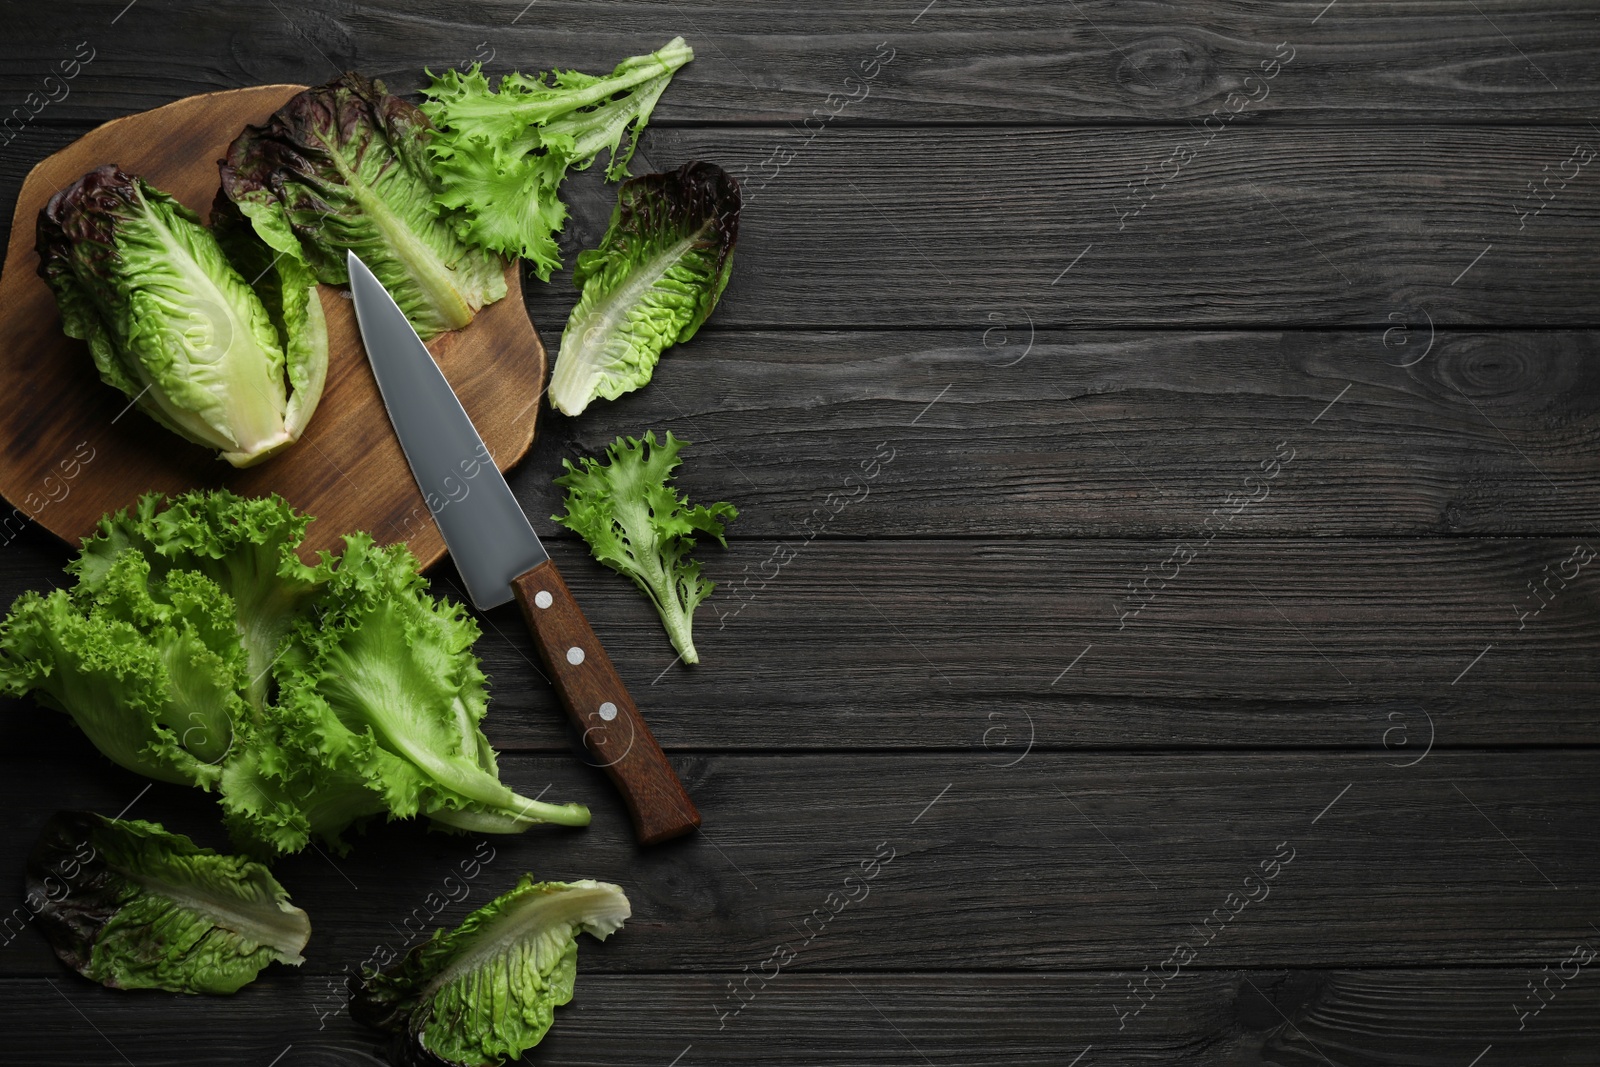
<box><xmin>512</xmin><ymin>558</ymin><xmax>701</xmax><ymax>844</ymax></box>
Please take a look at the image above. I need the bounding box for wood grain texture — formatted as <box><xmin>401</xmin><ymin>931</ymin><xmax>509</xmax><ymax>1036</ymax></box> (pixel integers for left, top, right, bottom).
<box><xmin>0</xmin><ymin>86</ymin><xmax>544</xmax><ymax>565</ymax></box>
<box><xmin>515</xmin><ymin>328</ymin><xmax>1600</xmax><ymax>539</ymax></box>
<box><xmin>3</xmin><ymin>2</ymin><xmax>1599</xmax><ymax>1064</ymax></box>
<box><xmin>513</xmin><ymin>559</ymin><xmax>702</xmax><ymax>843</ymax></box>
<box><xmin>6</xmin><ymin>0</ymin><xmax>1600</xmax><ymax>124</ymax></box>
<box><xmin>8</xmin><ymin>124</ymin><xmax>1600</xmax><ymax>329</ymax></box>
<box><xmin>0</xmin><ymin>751</ymin><xmax>1597</xmax><ymax>975</ymax></box>
<box><xmin>450</xmin><ymin>536</ymin><xmax>1600</xmax><ymax>750</ymax></box>
<box><xmin>553</xmin><ymin>125</ymin><xmax>1600</xmax><ymax>330</ymax></box>
<box><xmin>2</xmin><ymin>534</ymin><xmax>1598</xmax><ymax>751</ymax></box>
<box><xmin>2</xmin><ymin>970</ymin><xmax>1597</xmax><ymax>1067</ymax></box>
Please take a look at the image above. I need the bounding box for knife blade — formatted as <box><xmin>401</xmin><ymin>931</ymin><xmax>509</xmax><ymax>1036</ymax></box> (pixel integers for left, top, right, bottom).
<box><xmin>346</xmin><ymin>250</ymin><xmax>700</xmax><ymax>845</ymax></box>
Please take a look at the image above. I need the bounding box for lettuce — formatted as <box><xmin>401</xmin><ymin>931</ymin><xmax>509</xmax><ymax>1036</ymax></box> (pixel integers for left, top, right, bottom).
<box><xmin>69</xmin><ymin>490</ymin><xmax>330</xmax><ymax>711</ymax></box>
<box><xmin>222</xmin><ymin>532</ymin><xmax>588</xmax><ymax>855</ymax></box>
<box><xmin>219</xmin><ymin>72</ymin><xmax>506</xmax><ymax>340</ymax></box>
<box><xmin>26</xmin><ymin>811</ymin><xmax>310</xmax><ymax>994</ymax></box>
<box><xmin>0</xmin><ymin>490</ymin><xmax>589</xmax><ymax>856</ymax></box>
<box><xmin>554</xmin><ymin>432</ymin><xmax>735</xmax><ymax>664</ymax></box>
<box><xmin>35</xmin><ymin>165</ymin><xmax>328</xmax><ymax>467</ymax></box>
<box><xmin>546</xmin><ymin>162</ymin><xmax>739</xmax><ymax>416</ymax></box>
<box><xmin>351</xmin><ymin>877</ymin><xmax>629</xmax><ymax>1066</ymax></box>
<box><xmin>420</xmin><ymin>38</ymin><xmax>694</xmax><ymax>279</ymax></box>
<box><xmin>0</xmin><ymin>553</ymin><xmax>243</xmax><ymax>788</ymax></box>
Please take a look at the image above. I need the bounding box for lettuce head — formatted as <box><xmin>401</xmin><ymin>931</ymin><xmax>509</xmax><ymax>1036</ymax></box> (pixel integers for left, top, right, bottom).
<box><xmin>0</xmin><ymin>490</ymin><xmax>588</xmax><ymax>856</ymax></box>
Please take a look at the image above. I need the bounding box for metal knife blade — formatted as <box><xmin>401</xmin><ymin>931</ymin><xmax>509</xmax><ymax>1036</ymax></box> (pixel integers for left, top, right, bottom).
<box><xmin>346</xmin><ymin>251</ymin><xmax>547</xmax><ymax>610</ymax></box>
<box><xmin>347</xmin><ymin>250</ymin><xmax>702</xmax><ymax>843</ymax></box>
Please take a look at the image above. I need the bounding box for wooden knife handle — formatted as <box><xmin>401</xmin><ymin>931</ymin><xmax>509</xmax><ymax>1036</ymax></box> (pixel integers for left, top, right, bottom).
<box><xmin>512</xmin><ymin>559</ymin><xmax>701</xmax><ymax>844</ymax></box>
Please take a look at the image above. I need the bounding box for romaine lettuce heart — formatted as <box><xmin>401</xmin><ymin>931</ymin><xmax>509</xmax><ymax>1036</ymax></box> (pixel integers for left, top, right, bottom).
<box><xmin>35</xmin><ymin>165</ymin><xmax>328</xmax><ymax>467</ymax></box>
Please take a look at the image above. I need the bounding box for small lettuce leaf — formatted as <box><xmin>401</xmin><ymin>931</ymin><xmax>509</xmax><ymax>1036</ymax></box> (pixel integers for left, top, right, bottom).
<box><xmin>553</xmin><ymin>432</ymin><xmax>735</xmax><ymax>664</ymax></box>
<box><xmin>351</xmin><ymin>877</ymin><xmax>629</xmax><ymax>1066</ymax></box>
<box><xmin>426</xmin><ymin>133</ymin><xmax>572</xmax><ymax>279</ymax></box>
<box><xmin>211</xmin><ymin>193</ymin><xmax>329</xmax><ymax>440</ymax></box>
<box><xmin>546</xmin><ymin>161</ymin><xmax>739</xmax><ymax>416</ymax></box>
<box><xmin>219</xmin><ymin>72</ymin><xmax>506</xmax><ymax>340</ymax></box>
<box><xmin>26</xmin><ymin>811</ymin><xmax>310</xmax><ymax>994</ymax></box>
<box><xmin>420</xmin><ymin>38</ymin><xmax>694</xmax><ymax>278</ymax></box>
<box><xmin>35</xmin><ymin>165</ymin><xmax>328</xmax><ymax>467</ymax></box>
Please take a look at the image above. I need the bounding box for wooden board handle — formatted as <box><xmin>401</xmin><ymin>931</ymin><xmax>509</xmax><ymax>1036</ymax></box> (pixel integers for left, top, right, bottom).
<box><xmin>512</xmin><ymin>559</ymin><xmax>701</xmax><ymax>844</ymax></box>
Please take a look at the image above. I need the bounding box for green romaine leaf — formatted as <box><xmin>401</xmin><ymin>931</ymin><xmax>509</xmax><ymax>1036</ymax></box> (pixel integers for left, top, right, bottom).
<box><xmin>219</xmin><ymin>72</ymin><xmax>506</xmax><ymax>340</ymax></box>
<box><xmin>211</xmin><ymin>192</ymin><xmax>329</xmax><ymax>440</ymax></box>
<box><xmin>420</xmin><ymin>38</ymin><xmax>694</xmax><ymax>278</ymax></box>
<box><xmin>553</xmin><ymin>432</ymin><xmax>735</xmax><ymax>664</ymax></box>
<box><xmin>26</xmin><ymin>811</ymin><xmax>310</xmax><ymax>994</ymax></box>
<box><xmin>351</xmin><ymin>876</ymin><xmax>629</xmax><ymax>1066</ymax></box>
<box><xmin>546</xmin><ymin>161</ymin><xmax>739</xmax><ymax>416</ymax></box>
<box><xmin>35</xmin><ymin>165</ymin><xmax>328</xmax><ymax>467</ymax></box>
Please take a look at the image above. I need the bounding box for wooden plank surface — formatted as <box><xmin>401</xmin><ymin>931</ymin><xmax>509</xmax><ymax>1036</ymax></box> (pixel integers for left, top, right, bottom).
<box><xmin>0</xmin><ymin>752</ymin><xmax>1597</xmax><ymax>975</ymax></box>
<box><xmin>7</xmin><ymin>125</ymin><xmax>1600</xmax><ymax>328</ymax></box>
<box><xmin>7</xmin><ymin>535</ymin><xmax>1599</xmax><ymax>750</ymax></box>
<box><xmin>3</xmin><ymin>970</ymin><xmax>1597</xmax><ymax>1067</ymax></box>
<box><xmin>484</xmin><ymin>536</ymin><xmax>1600</xmax><ymax>749</ymax></box>
<box><xmin>4</xmin><ymin>0</ymin><xmax>1600</xmax><ymax>1064</ymax></box>
<box><xmin>514</xmin><ymin>329</ymin><xmax>1600</xmax><ymax>539</ymax></box>
<box><xmin>5</xmin><ymin>0</ymin><xmax>1600</xmax><ymax>124</ymax></box>
<box><xmin>554</xmin><ymin>125</ymin><xmax>1600</xmax><ymax>329</ymax></box>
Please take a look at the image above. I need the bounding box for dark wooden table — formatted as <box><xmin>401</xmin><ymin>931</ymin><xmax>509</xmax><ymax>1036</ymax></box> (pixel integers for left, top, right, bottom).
<box><xmin>4</xmin><ymin>2</ymin><xmax>1600</xmax><ymax>1064</ymax></box>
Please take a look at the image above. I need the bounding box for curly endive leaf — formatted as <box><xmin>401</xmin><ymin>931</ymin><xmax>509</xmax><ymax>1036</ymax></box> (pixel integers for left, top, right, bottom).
<box><xmin>420</xmin><ymin>38</ymin><xmax>694</xmax><ymax>278</ymax></box>
<box><xmin>553</xmin><ymin>432</ymin><xmax>735</xmax><ymax>664</ymax></box>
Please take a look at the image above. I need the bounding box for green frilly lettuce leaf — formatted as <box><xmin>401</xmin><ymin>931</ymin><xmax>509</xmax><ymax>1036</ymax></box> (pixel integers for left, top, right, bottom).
<box><xmin>420</xmin><ymin>38</ymin><xmax>694</xmax><ymax>279</ymax></box>
<box><xmin>69</xmin><ymin>490</ymin><xmax>331</xmax><ymax>710</ymax></box>
<box><xmin>0</xmin><ymin>552</ymin><xmax>242</xmax><ymax>789</ymax></box>
<box><xmin>553</xmin><ymin>432</ymin><xmax>735</xmax><ymax>664</ymax></box>
<box><xmin>221</xmin><ymin>532</ymin><xmax>589</xmax><ymax>855</ymax></box>
<box><xmin>0</xmin><ymin>490</ymin><xmax>589</xmax><ymax>858</ymax></box>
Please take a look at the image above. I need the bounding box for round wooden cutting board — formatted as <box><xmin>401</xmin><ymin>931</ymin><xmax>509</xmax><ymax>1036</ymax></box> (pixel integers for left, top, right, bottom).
<box><xmin>0</xmin><ymin>85</ymin><xmax>544</xmax><ymax>566</ymax></box>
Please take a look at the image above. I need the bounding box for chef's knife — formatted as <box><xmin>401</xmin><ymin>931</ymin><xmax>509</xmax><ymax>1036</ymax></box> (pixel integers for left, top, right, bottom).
<box><xmin>346</xmin><ymin>250</ymin><xmax>700</xmax><ymax>845</ymax></box>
